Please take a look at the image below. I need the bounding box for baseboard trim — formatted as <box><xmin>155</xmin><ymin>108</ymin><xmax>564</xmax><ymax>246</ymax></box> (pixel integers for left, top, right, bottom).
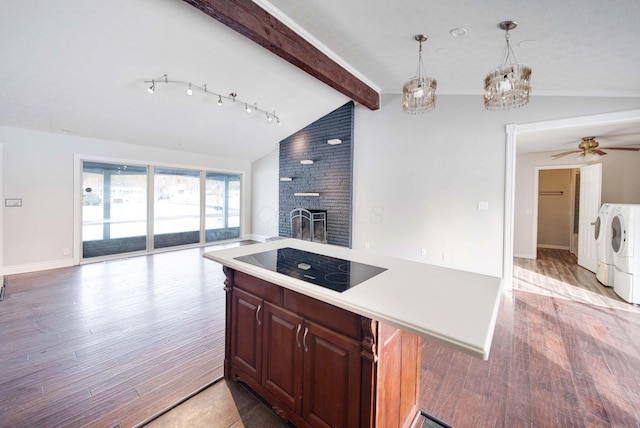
<box><xmin>514</xmin><ymin>252</ymin><xmax>536</xmax><ymax>259</ymax></box>
<box><xmin>3</xmin><ymin>259</ymin><xmax>75</xmax><ymax>275</ymax></box>
<box><xmin>537</xmin><ymin>244</ymin><xmax>570</xmax><ymax>250</ymax></box>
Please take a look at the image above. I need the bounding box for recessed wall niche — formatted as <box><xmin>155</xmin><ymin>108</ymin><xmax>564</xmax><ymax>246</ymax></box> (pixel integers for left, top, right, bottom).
<box><xmin>279</xmin><ymin>102</ymin><xmax>354</xmax><ymax>247</ymax></box>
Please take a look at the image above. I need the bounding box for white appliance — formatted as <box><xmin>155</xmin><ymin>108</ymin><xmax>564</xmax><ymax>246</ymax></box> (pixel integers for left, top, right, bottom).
<box><xmin>611</xmin><ymin>204</ymin><xmax>640</xmax><ymax>304</ymax></box>
<box><xmin>595</xmin><ymin>203</ymin><xmax>616</xmax><ymax>286</ymax></box>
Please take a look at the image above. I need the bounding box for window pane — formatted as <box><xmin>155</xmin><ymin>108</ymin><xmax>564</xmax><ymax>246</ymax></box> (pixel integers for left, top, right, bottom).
<box><xmin>154</xmin><ymin>168</ymin><xmax>201</xmax><ymax>249</ymax></box>
<box><xmin>205</xmin><ymin>172</ymin><xmax>241</xmax><ymax>242</ymax></box>
<box><xmin>82</xmin><ymin>162</ymin><xmax>147</xmax><ymax>258</ymax></box>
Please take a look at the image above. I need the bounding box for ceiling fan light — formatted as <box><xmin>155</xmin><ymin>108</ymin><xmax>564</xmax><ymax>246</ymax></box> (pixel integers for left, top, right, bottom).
<box><xmin>576</xmin><ymin>152</ymin><xmax>600</xmax><ymax>163</ymax></box>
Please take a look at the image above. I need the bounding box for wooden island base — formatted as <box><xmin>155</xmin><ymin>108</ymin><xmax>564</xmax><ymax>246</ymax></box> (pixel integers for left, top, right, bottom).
<box><xmin>223</xmin><ymin>267</ymin><xmax>423</xmax><ymax>428</ymax></box>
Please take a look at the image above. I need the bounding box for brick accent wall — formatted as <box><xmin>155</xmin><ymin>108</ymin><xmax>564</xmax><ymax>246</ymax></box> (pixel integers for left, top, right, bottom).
<box><xmin>279</xmin><ymin>102</ymin><xmax>354</xmax><ymax>247</ymax></box>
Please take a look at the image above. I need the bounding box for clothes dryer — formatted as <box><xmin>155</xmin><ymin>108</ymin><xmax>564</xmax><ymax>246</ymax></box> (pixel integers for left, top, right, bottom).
<box><xmin>611</xmin><ymin>204</ymin><xmax>640</xmax><ymax>304</ymax></box>
<box><xmin>595</xmin><ymin>203</ymin><xmax>616</xmax><ymax>287</ymax></box>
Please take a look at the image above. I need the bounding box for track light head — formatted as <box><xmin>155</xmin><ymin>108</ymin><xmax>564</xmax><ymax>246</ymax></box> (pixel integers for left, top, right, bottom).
<box><xmin>187</xmin><ymin>83</ymin><xmax>193</xmax><ymax>96</ymax></box>
<box><xmin>245</xmin><ymin>103</ymin><xmax>252</xmax><ymax>114</ymax></box>
<box><xmin>266</xmin><ymin>112</ymin><xmax>273</xmax><ymax>122</ymax></box>
<box><xmin>148</xmin><ymin>80</ymin><xmax>155</xmax><ymax>93</ymax></box>
<box><xmin>217</xmin><ymin>95</ymin><xmax>223</xmax><ymax>106</ymax></box>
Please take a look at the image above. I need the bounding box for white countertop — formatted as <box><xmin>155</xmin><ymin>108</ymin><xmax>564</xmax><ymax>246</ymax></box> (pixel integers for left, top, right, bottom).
<box><xmin>204</xmin><ymin>239</ymin><xmax>502</xmax><ymax>360</ymax></box>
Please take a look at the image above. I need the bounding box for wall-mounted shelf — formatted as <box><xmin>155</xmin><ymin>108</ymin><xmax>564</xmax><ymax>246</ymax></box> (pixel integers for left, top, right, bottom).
<box><xmin>539</xmin><ymin>191</ymin><xmax>563</xmax><ymax>196</ymax></box>
<box><xmin>294</xmin><ymin>192</ymin><xmax>320</xmax><ymax>197</ymax></box>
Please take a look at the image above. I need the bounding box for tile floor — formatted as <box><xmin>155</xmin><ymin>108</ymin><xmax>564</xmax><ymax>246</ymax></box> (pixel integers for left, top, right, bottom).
<box><xmin>142</xmin><ymin>379</ymin><xmax>290</xmax><ymax>428</ymax></box>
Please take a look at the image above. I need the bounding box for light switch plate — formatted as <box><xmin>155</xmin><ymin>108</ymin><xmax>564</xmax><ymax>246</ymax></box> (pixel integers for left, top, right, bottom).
<box><xmin>478</xmin><ymin>201</ymin><xmax>489</xmax><ymax>210</ymax></box>
<box><xmin>5</xmin><ymin>198</ymin><xmax>22</xmax><ymax>207</ymax></box>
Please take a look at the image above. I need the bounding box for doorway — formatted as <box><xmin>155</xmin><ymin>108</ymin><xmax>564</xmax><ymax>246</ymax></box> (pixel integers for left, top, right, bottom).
<box><xmin>536</xmin><ymin>168</ymin><xmax>580</xmax><ymax>255</ymax></box>
<box><xmin>502</xmin><ymin>109</ymin><xmax>640</xmax><ymax>291</ymax></box>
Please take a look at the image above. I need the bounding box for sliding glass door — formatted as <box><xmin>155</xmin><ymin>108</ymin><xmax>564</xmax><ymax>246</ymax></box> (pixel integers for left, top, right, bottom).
<box><xmin>82</xmin><ymin>162</ymin><xmax>148</xmax><ymax>258</ymax></box>
<box><xmin>153</xmin><ymin>167</ymin><xmax>201</xmax><ymax>249</ymax></box>
<box><xmin>205</xmin><ymin>172</ymin><xmax>240</xmax><ymax>242</ymax></box>
<box><xmin>81</xmin><ymin>161</ymin><xmax>242</xmax><ymax>260</ymax></box>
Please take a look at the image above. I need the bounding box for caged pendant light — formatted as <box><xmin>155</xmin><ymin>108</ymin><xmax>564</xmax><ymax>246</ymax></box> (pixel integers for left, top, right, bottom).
<box><xmin>403</xmin><ymin>35</ymin><xmax>437</xmax><ymax>114</ymax></box>
<box><xmin>483</xmin><ymin>21</ymin><xmax>532</xmax><ymax>110</ymax></box>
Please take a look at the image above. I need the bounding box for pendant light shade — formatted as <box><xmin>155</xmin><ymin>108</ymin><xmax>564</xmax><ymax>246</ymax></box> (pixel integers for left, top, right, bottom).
<box><xmin>484</xmin><ymin>21</ymin><xmax>532</xmax><ymax>110</ymax></box>
<box><xmin>403</xmin><ymin>35</ymin><xmax>437</xmax><ymax>114</ymax></box>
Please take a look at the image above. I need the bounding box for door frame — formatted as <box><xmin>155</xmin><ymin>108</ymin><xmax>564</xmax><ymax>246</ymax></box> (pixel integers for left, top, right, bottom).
<box><xmin>503</xmin><ymin>109</ymin><xmax>640</xmax><ymax>291</ymax></box>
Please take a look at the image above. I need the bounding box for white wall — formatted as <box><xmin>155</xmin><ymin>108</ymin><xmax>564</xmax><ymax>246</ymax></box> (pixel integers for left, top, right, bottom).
<box><xmin>250</xmin><ymin>148</ymin><xmax>279</xmax><ymax>241</ymax></box>
<box><xmin>1</xmin><ymin>126</ymin><xmax>252</xmax><ymax>273</ymax></box>
<box><xmin>514</xmin><ymin>149</ymin><xmax>640</xmax><ymax>258</ymax></box>
<box><xmin>352</xmin><ymin>94</ymin><xmax>640</xmax><ymax>277</ymax></box>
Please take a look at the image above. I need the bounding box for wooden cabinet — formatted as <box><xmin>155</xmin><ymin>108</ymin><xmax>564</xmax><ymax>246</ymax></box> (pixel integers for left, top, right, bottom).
<box><xmin>230</xmin><ymin>288</ymin><xmax>263</xmax><ymax>382</ymax></box>
<box><xmin>223</xmin><ymin>267</ymin><xmax>422</xmax><ymax>428</ymax></box>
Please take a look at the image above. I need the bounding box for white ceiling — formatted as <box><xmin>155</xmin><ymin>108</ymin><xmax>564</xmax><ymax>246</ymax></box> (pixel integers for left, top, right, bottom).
<box><xmin>1</xmin><ymin>0</ymin><xmax>640</xmax><ymax>160</ymax></box>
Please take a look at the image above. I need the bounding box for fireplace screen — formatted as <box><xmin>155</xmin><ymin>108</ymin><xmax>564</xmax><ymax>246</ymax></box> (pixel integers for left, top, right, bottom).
<box><xmin>290</xmin><ymin>208</ymin><xmax>327</xmax><ymax>243</ymax></box>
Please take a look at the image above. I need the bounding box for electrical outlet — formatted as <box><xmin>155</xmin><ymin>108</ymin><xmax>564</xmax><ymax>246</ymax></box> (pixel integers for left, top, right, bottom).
<box><xmin>365</xmin><ymin>242</ymin><xmax>370</xmax><ymax>250</ymax></box>
<box><xmin>442</xmin><ymin>252</ymin><xmax>450</xmax><ymax>263</ymax></box>
<box><xmin>63</xmin><ymin>248</ymin><xmax>70</xmax><ymax>256</ymax></box>
<box><xmin>421</xmin><ymin>248</ymin><xmax>427</xmax><ymax>256</ymax></box>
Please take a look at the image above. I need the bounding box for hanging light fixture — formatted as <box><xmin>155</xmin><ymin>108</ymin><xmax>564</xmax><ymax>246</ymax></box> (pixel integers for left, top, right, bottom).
<box><xmin>484</xmin><ymin>21</ymin><xmax>532</xmax><ymax>110</ymax></box>
<box><xmin>402</xmin><ymin>34</ymin><xmax>437</xmax><ymax>114</ymax></box>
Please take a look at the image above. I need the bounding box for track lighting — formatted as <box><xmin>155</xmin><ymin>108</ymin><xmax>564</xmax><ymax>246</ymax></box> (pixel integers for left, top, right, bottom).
<box><xmin>143</xmin><ymin>74</ymin><xmax>281</xmax><ymax>125</ymax></box>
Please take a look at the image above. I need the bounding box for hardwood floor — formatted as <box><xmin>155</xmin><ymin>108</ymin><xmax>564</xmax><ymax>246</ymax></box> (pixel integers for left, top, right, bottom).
<box><xmin>513</xmin><ymin>248</ymin><xmax>640</xmax><ymax>313</ymax></box>
<box><xmin>419</xmin><ymin>249</ymin><xmax>640</xmax><ymax>426</ymax></box>
<box><xmin>0</xmin><ymin>242</ymin><xmax>253</xmax><ymax>428</ymax></box>
<box><xmin>2</xmin><ymin>246</ymin><xmax>639</xmax><ymax>427</ymax></box>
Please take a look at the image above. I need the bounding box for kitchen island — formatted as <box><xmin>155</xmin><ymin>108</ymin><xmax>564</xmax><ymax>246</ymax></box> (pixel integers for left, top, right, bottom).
<box><xmin>204</xmin><ymin>239</ymin><xmax>502</xmax><ymax>427</ymax></box>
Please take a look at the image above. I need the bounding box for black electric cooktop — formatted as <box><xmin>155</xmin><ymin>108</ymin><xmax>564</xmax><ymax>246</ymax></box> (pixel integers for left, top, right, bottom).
<box><xmin>235</xmin><ymin>247</ymin><xmax>387</xmax><ymax>292</ymax></box>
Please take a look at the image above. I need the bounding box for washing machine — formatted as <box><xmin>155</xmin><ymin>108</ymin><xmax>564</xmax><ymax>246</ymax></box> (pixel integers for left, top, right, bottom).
<box><xmin>595</xmin><ymin>203</ymin><xmax>616</xmax><ymax>287</ymax></box>
<box><xmin>610</xmin><ymin>204</ymin><xmax>640</xmax><ymax>304</ymax></box>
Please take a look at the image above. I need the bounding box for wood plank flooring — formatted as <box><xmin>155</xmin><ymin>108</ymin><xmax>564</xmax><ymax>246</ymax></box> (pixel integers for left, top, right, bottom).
<box><xmin>0</xmin><ymin>242</ymin><xmax>253</xmax><ymax>428</ymax></box>
<box><xmin>2</xmin><ymin>246</ymin><xmax>640</xmax><ymax>427</ymax></box>
<box><xmin>419</xmin><ymin>249</ymin><xmax>640</xmax><ymax>426</ymax></box>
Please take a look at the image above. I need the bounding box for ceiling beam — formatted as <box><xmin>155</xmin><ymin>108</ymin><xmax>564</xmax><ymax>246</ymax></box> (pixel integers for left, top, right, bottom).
<box><xmin>183</xmin><ymin>0</ymin><xmax>380</xmax><ymax>110</ymax></box>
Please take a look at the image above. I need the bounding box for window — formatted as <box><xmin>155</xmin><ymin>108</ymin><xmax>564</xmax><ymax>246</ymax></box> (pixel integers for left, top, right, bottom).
<box><xmin>153</xmin><ymin>168</ymin><xmax>201</xmax><ymax>249</ymax></box>
<box><xmin>81</xmin><ymin>161</ymin><xmax>242</xmax><ymax>260</ymax></box>
<box><xmin>82</xmin><ymin>162</ymin><xmax>148</xmax><ymax>258</ymax></box>
<box><xmin>205</xmin><ymin>172</ymin><xmax>241</xmax><ymax>242</ymax></box>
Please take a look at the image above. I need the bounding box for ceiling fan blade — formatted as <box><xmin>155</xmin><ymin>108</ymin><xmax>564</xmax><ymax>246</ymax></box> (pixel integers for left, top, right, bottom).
<box><xmin>602</xmin><ymin>147</ymin><xmax>640</xmax><ymax>151</ymax></box>
<box><xmin>550</xmin><ymin>150</ymin><xmax>580</xmax><ymax>159</ymax></box>
<box><xmin>593</xmin><ymin>149</ymin><xmax>607</xmax><ymax>156</ymax></box>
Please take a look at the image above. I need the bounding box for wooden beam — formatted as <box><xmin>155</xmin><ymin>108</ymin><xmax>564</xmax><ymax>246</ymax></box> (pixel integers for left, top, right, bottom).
<box><xmin>183</xmin><ymin>0</ymin><xmax>380</xmax><ymax>110</ymax></box>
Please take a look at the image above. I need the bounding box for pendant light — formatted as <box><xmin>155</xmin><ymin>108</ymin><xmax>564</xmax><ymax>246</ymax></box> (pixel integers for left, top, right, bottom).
<box><xmin>483</xmin><ymin>21</ymin><xmax>532</xmax><ymax>110</ymax></box>
<box><xmin>402</xmin><ymin>35</ymin><xmax>437</xmax><ymax>114</ymax></box>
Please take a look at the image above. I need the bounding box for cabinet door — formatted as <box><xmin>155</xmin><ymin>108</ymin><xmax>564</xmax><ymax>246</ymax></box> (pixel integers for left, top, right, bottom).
<box><xmin>231</xmin><ymin>288</ymin><xmax>263</xmax><ymax>382</ymax></box>
<box><xmin>262</xmin><ymin>302</ymin><xmax>304</xmax><ymax>413</ymax></box>
<box><xmin>303</xmin><ymin>320</ymin><xmax>361</xmax><ymax>428</ymax></box>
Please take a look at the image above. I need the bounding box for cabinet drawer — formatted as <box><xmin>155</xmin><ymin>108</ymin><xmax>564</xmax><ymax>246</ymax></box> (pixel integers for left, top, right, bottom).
<box><xmin>234</xmin><ymin>271</ymin><xmax>282</xmax><ymax>304</ymax></box>
<box><xmin>283</xmin><ymin>289</ymin><xmax>360</xmax><ymax>339</ymax></box>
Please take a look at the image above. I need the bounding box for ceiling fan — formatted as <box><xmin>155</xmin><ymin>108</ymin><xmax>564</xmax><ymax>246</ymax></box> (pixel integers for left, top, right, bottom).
<box><xmin>550</xmin><ymin>136</ymin><xmax>640</xmax><ymax>160</ymax></box>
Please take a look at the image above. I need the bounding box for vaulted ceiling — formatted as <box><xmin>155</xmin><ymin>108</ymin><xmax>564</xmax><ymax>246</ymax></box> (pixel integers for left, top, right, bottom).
<box><xmin>1</xmin><ymin>0</ymin><xmax>639</xmax><ymax>160</ymax></box>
